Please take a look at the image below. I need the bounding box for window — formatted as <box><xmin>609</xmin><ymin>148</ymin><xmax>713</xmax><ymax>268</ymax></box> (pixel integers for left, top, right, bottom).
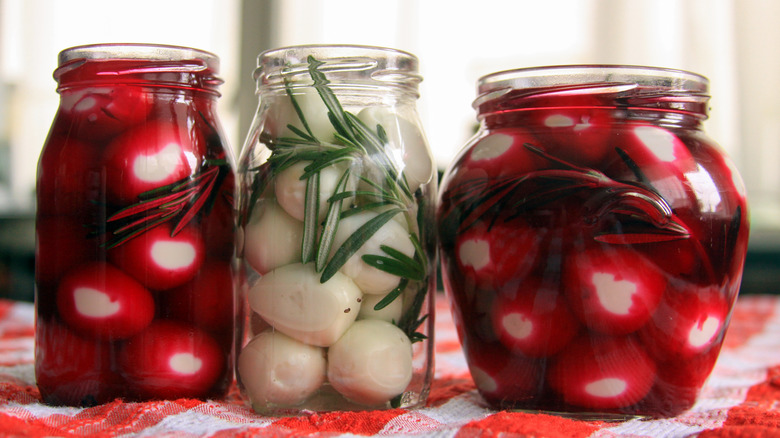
<box><xmin>1</xmin><ymin>0</ymin><xmax>778</xmax><ymax>232</ymax></box>
<box><xmin>0</xmin><ymin>0</ymin><xmax>241</xmax><ymax>213</ymax></box>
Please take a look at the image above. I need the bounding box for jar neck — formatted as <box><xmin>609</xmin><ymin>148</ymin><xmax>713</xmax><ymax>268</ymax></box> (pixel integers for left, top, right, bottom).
<box><xmin>476</xmin><ymin>65</ymin><xmax>710</xmax><ymax>130</ymax></box>
<box><xmin>54</xmin><ymin>44</ymin><xmax>223</xmax><ymax>96</ymax></box>
<box><xmin>254</xmin><ymin>45</ymin><xmax>422</xmax><ymax>104</ymax></box>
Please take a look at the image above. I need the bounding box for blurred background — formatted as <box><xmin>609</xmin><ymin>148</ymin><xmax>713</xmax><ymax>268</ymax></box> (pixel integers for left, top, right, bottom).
<box><xmin>1</xmin><ymin>0</ymin><xmax>778</xmax><ymax>301</ymax></box>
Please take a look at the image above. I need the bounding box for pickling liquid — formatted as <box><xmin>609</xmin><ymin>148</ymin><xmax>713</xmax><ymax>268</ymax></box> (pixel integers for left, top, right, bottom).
<box><xmin>35</xmin><ymin>53</ymin><xmax>236</xmax><ymax>406</ymax></box>
<box><xmin>438</xmin><ymin>102</ymin><xmax>749</xmax><ymax>417</ymax></box>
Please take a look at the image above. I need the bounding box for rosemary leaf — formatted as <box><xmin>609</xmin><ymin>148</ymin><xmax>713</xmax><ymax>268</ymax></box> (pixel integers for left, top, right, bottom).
<box><xmin>285</xmin><ymin>79</ymin><xmax>316</xmax><ymax>140</ymax></box>
<box><xmin>346</xmin><ymin>113</ymin><xmax>413</xmax><ymax>199</ymax></box>
<box><xmin>308</xmin><ymin>56</ymin><xmax>353</xmax><ymax>140</ymax></box>
<box><xmin>333</xmin><ymin>132</ymin><xmax>360</xmax><ymax>149</ymax></box>
<box><xmin>362</xmin><ymin>254</ymin><xmax>424</xmax><ymax>281</ymax></box>
<box><xmin>301</xmin><ymin>148</ymin><xmax>357</xmax><ymax>180</ymax></box>
<box><xmin>358</xmin><ymin>175</ymin><xmax>391</xmax><ymax>197</ymax></box>
<box><xmin>373</xmin><ymin>278</ymin><xmax>408</xmax><ymax>311</ymax></box>
<box><xmin>376</xmin><ymin>124</ymin><xmax>389</xmax><ymax>144</ymax></box>
<box><xmin>329</xmin><ymin>190</ymin><xmax>405</xmax><ymax>207</ymax></box>
<box><xmin>339</xmin><ymin>202</ymin><xmax>396</xmax><ymax>219</ymax></box>
<box><xmin>320</xmin><ymin>207</ymin><xmax>402</xmax><ymax>283</ymax></box>
<box><xmin>286</xmin><ymin>124</ymin><xmax>317</xmax><ymax>142</ymax></box>
<box><xmin>409</xmin><ymin>232</ymin><xmax>428</xmax><ymax>272</ymax></box>
<box><xmin>408</xmin><ymin>332</ymin><xmax>428</xmax><ymax>343</ymax></box>
<box><xmin>301</xmin><ymin>172</ymin><xmax>320</xmax><ymax>264</ymax></box>
<box><xmin>346</xmin><ymin>112</ymin><xmax>387</xmax><ymax>154</ymax></box>
<box><xmin>375</xmin><ymin>244</ymin><xmax>425</xmax><ymax>280</ymax></box>
<box><xmin>397</xmin><ymin>283</ymin><xmax>428</xmax><ymax>339</ymax></box>
<box><xmin>315</xmin><ymin>168</ymin><xmax>351</xmax><ymax>271</ymax></box>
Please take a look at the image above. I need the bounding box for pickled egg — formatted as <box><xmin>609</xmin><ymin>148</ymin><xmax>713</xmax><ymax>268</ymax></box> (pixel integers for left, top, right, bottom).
<box><xmin>263</xmin><ymin>87</ymin><xmax>335</xmax><ymax>142</ymax></box>
<box><xmin>331</xmin><ymin>211</ymin><xmax>415</xmax><ymax>295</ymax></box>
<box><xmin>248</xmin><ymin>263</ymin><xmax>362</xmax><ymax>347</ymax></box>
<box><xmin>357</xmin><ymin>107</ymin><xmax>433</xmax><ymax>192</ymax></box>
<box><xmin>327</xmin><ymin>319</ymin><xmax>413</xmax><ymax>406</ymax></box>
<box><xmin>243</xmin><ymin>200</ymin><xmax>304</xmax><ymax>274</ymax></box>
<box><xmin>275</xmin><ymin>161</ymin><xmax>353</xmax><ymax>222</ymax></box>
<box><xmin>238</xmin><ymin>329</ymin><xmax>326</xmax><ymax>407</ymax></box>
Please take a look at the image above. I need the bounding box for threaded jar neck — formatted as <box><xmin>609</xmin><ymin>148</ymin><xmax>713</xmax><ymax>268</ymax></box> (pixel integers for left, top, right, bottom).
<box><xmin>475</xmin><ymin>65</ymin><xmax>710</xmax><ymax>128</ymax></box>
<box><xmin>254</xmin><ymin>44</ymin><xmax>422</xmax><ymax>102</ymax></box>
<box><xmin>54</xmin><ymin>43</ymin><xmax>223</xmax><ymax>95</ymax></box>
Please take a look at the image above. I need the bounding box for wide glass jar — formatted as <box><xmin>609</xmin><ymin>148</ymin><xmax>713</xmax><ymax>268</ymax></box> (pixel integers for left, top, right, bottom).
<box><xmin>438</xmin><ymin>65</ymin><xmax>749</xmax><ymax>418</ymax></box>
<box><xmin>35</xmin><ymin>44</ymin><xmax>236</xmax><ymax>406</ymax></box>
<box><xmin>236</xmin><ymin>45</ymin><xmax>436</xmax><ymax>414</ymax></box>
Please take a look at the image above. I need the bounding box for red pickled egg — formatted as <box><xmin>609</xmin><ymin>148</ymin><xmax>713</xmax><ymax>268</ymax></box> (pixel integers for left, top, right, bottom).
<box><xmin>455</xmin><ymin>220</ymin><xmax>541</xmax><ymax>291</ymax></box>
<box><xmin>35</xmin><ymin>322</ymin><xmax>124</xmax><ymax>406</ymax></box>
<box><xmin>524</xmin><ymin>95</ymin><xmax>613</xmax><ymax>167</ymax></box>
<box><xmin>56</xmin><ymin>261</ymin><xmax>155</xmax><ymax>340</ymax></box>
<box><xmin>460</xmin><ymin>129</ymin><xmax>545</xmax><ymax>178</ymax></box>
<box><xmin>491</xmin><ymin>277</ymin><xmax>579</xmax><ymax>357</ymax></box>
<box><xmin>547</xmin><ymin>334</ymin><xmax>657</xmax><ymax>410</ymax></box>
<box><xmin>639</xmin><ymin>345</ymin><xmax>720</xmax><ymax>416</ymax></box>
<box><xmin>606</xmin><ymin>122</ymin><xmax>696</xmax><ymax>210</ymax></box>
<box><xmin>36</xmin><ymin>135</ymin><xmax>102</xmax><ymax>215</ymax></box>
<box><xmin>464</xmin><ymin>342</ymin><xmax>543</xmax><ymax>407</ymax></box>
<box><xmin>103</xmin><ymin>121</ymin><xmax>199</xmax><ymax>204</ymax></box>
<box><xmin>564</xmin><ymin>246</ymin><xmax>666</xmax><ymax>335</ymax></box>
<box><xmin>639</xmin><ymin>285</ymin><xmax>729</xmax><ymax>362</ymax></box>
<box><xmin>199</xmin><ymin>174</ymin><xmax>236</xmax><ymax>261</ymax></box>
<box><xmin>59</xmin><ymin>86</ymin><xmax>153</xmax><ymax>141</ymax></box>
<box><xmin>35</xmin><ymin>216</ymin><xmax>98</xmax><ymax>287</ymax></box>
<box><xmin>164</xmin><ymin>262</ymin><xmax>235</xmax><ymax>333</ymax></box>
<box><xmin>108</xmin><ymin>223</ymin><xmax>205</xmax><ymax>291</ymax></box>
<box><xmin>118</xmin><ymin>320</ymin><xmax>226</xmax><ymax>400</ymax></box>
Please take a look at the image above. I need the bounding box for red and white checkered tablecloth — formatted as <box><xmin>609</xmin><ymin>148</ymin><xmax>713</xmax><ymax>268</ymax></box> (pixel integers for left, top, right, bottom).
<box><xmin>2</xmin><ymin>294</ymin><xmax>780</xmax><ymax>437</ymax></box>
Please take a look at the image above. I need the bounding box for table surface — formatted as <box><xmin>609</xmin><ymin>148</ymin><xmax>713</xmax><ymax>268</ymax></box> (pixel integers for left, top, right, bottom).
<box><xmin>2</xmin><ymin>294</ymin><xmax>780</xmax><ymax>438</ymax></box>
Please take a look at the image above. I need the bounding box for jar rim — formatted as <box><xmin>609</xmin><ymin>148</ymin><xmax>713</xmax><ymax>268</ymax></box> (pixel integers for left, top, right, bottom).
<box><xmin>256</xmin><ymin>44</ymin><xmax>418</xmax><ymax>67</ymax></box>
<box><xmin>58</xmin><ymin>43</ymin><xmax>220</xmax><ymax>71</ymax></box>
<box><xmin>475</xmin><ymin>64</ymin><xmax>709</xmax><ymax>108</ymax></box>
<box><xmin>254</xmin><ymin>44</ymin><xmax>422</xmax><ymax>97</ymax></box>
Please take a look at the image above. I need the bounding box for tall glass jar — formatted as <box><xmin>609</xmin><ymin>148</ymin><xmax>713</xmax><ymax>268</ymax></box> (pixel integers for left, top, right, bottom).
<box><xmin>35</xmin><ymin>44</ymin><xmax>237</xmax><ymax>406</ymax></box>
<box><xmin>236</xmin><ymin>45</ymin><xmax>436</xmax><ymax>414</ymax></box>
<box><xmin>438</xmin><ymin>65</ymin><xmax>749</xmax><ymax>418</ymax></box>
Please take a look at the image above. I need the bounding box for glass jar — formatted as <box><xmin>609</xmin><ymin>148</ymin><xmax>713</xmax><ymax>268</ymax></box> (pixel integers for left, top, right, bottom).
<box><xmin>35</xmin><ymin>44</ymin><xmax>237</xmax><ymax>406</ymax></box>
<box><xmin>236</xmin><ymin>45</ymin><xmax>436</xmax><ymax>414</ymax></box>
<box><xmin>438</xmin><ymin>65</ymin><xmax>749</xmax><ymax>418</ymax></box>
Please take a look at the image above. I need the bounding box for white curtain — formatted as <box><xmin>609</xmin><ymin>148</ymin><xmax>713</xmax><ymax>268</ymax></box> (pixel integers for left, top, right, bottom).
<box><xmin>238</xmin><ymin>0</ymin><xmax>777</xmax><ymax>231</ymax></box>
<box><xmin>2</xmin><ymin>0</ymin><xmax>779</xmax><ymax>231</ymax></box>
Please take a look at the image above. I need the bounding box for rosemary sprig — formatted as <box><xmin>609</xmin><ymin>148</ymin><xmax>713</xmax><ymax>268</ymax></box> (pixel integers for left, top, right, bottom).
<box><xmin>250</xmin><ymin>55</ymin><xmax>430</xmax><ymax>340</ymax></box>
<box><xmin>440</xmin><ymin>142</ymin><xmax>691</xmax><ymax>240</ymax></box>
<box><xmin>362</xmin><ymin>244</ymin><xmax>425</xmax><ymax>281</ymax></box>
<box><xmin>320</xmin><ymin>207</ymin><xmax>403</xmax><ymax>283</ymax></box>
<box><xmin>300</xmin><ymin>171</ymin><xmax>320</xmax><ymax>264</ymax></box>
<box><xmin>100</xmin><ymin>160</ymin><xmax>230</xmax><ymax>248</ymax></box>
<box><xmin>315</xmin><ymin>168</ymin><xmax>352</xmax><ymax>271</ymax></box>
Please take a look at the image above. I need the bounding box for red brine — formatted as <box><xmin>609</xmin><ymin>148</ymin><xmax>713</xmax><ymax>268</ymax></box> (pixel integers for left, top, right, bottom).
<box><xmin>438</xmin><ymin>66</ymin><xmax>749</xmax><ymax>418</ymax></box>
<box><xmin>35</xmin><ymin>44</ymin><xmax>236</xmax><ymax>406</ymax></box>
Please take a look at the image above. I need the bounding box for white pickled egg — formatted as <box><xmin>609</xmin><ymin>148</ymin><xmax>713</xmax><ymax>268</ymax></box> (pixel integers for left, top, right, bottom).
<box><xmin>327</xmin><ymin>319</ymin><xmax>413</xmax><ymax>406</ymax></box>
<box><xmin>357</xmin><ymin>292</ymin><xmax>403</xmax><ymax>323</ymax></box>
<box><xmin>238</xmin><ymin>329</ymin><xmax>326</xmax><ymax>407</ymax></box>
<box><xmin>263</xmin><ymin>87</ymin><xmax>335</xmax><ymax>142</ymax></box>
<box><xmin>357</xmin><ymin>106</ymin><xmax>433</xmax><ymax>192</ymax></box>
<box><xmin>243</xmin><ymin>200</ymin><xmax>304</xmax><ymax>274</ymax></box>
<box><xmin>248</xmin><ymin>263</ymin><xmax>362</xmax><ymax>346</ymax></box>
<box><xmin>275</xmin><ymin>160</ymin><xmax>352</xmax><ymax>222</ymax></box>
<box><xmin>331</xmin><ymin>211</ymin><xmax>415</xmax><ymax>295</ymax></box>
